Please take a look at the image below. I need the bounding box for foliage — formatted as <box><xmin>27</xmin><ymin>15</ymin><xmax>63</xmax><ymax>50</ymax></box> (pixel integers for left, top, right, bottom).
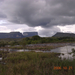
<box><xmin>72</xmin><ymin>48</ymin><xmax>75</xmax><ymax>53</ymax></box>
<box><xmin>1</xmin><ymin>52</ymin><xmax>75</xmax><ymax>75</ymax></box>
<box><xmin>0</xmin><ymin>36</ymin><xmax>75</xmax><ymax>47</ymax></box>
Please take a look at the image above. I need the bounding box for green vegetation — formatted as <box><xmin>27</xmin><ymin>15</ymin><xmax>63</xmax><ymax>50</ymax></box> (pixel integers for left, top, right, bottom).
<box><xmin>0</xmin><ymin>36</ymin><xmax>75</xmax><ymax>75</ymax></box>
<box><xmin>0</xmin><ymin>52</ymin><xmax>75</xmax><ymax>75</ymax></box>
<box><xmin>72</xmin><ymin>48</ymin><xmax>75</xmax><ymax>53</ymax></box>
<box><xmin>0</xmin><ymin>36</ymin><xmax>75</xmax><ymax>47</ymax></box>
<box><xmin>0</xmin><ymin>36</ymin><xmax>74</xmax><ymax>50</ymax></box>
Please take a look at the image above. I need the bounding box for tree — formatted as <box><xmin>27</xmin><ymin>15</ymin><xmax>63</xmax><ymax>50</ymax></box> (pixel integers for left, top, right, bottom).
<box><xmin>32</xmin><ymin>35</ymin><xmax>40</xmax><ymax>40</ymax></box>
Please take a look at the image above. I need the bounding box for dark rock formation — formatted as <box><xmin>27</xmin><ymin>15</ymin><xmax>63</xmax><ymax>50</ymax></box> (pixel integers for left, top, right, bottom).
<box><xmin>0</xmin><ymin>32</ymin><xmax>38</xmax><ymax>39</ymax></box>
<box><xmin>0</xmin><ymin>32</ymin><xmax>24</xmax><ymax>39</ymax></box>
<box><xmin>52</xmin><ymin>32</ymin><xmax>75</xmax><ymax>37</ymax></box>
<box><xmin>23</xmin><ymin>32</ymin><xmax>38</xmax><ymax>37</ymax></box>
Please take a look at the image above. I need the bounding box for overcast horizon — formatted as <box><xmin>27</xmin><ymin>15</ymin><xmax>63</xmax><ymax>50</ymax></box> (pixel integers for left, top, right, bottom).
<box><xmin>0</xmin><ymin>0</ymin><xmax>75</xmax><ymax>37</ymax></box>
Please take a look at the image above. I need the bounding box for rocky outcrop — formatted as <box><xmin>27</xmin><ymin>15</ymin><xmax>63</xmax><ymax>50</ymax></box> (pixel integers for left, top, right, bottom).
<box><xmin>0</xmin><ymin>32</ymin><xmax>38</xmax><ymax>39</ymax></box>
<box><xmin>52</xmin><ymin>32</ymin><xmax>75</xmax><ymax>37</ymax></box>
<box><xmin>23</xmin><ymin>32</ymin><xmax>38</xmax><ymax>37</ymax></box>
<box><xmin>0</xmin><ymin>32</ymin><xmax>24</xmax><ymax>38</ymax></box>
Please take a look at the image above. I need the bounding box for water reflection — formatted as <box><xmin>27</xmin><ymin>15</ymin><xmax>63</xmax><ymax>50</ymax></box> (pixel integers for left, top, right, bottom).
<box><xmin>9</xmin><ymin>49</ymin><xmax>31</xmax><ymax>52</ymax></box>
<box><xmin>1</xmin><ymin>45</ymin><xmax>75</xmax><ymax>60</ymax></box>
<box><xmin>50</xmin><ymin>46</ymin><xmax>75</xmax><ymax>53</ymax></box>
<box><xmin>50</xmin><ymin>46</ymin><xmax>75</xmax><ymax>60</ymax></box>
<box><xmin>0</xmin><ymin>58</ymin><xmax>2</xmax><ymax>61</ymax></box>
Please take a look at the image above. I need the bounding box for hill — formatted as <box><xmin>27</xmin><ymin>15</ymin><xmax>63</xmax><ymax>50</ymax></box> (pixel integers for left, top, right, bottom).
<box><xmin>52</xmin><ymin>32</ymin><xmax>75</xmax><ymax>37</ymax></box>
<box><xmin>23</xmin><ymin>32</ymin><xmax>38</xmax><ymax>37</ymax></box>
<box><xmin>0</xmin><ymin>32</ymin><xmax>24</xmax><ymax>39</ymax></box>
<box><xmin>0</xmin><ymin>32</ymin><xmax>38</xmax><ymax>39</ymax></box>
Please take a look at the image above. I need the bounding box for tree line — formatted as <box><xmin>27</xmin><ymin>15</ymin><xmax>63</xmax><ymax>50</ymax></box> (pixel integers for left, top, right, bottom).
<box><xmin>0</xmin><ymin>35</ymin><xmax>75</xmax><ymax>47</ymax></box>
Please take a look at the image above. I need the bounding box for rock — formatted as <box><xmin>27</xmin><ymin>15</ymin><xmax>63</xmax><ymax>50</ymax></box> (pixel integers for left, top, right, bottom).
<box><xmin>23</xmin><ymin>32</ymin><xmax>38</xmax><ymax>37</ymax></box>
<box><xmin>52</xmin><ymin>32</ymin><xmax>75</xmax><ymax>37</ymax></box>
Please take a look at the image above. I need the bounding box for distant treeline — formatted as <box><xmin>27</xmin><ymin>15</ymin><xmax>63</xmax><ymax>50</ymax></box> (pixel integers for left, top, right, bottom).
<box><xmin>0</xmin><ymin>35</ymin><xmax>75</xmax><ymax>47</ymax></box>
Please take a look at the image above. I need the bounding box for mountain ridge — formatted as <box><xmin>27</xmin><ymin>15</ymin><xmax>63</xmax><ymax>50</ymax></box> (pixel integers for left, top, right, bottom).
<box><xmin>0</xmin><ymin>32</ymin><xmax>38</xmax><ymax>39</ymax></box>
<box><xmin>52</xmin><ymin>32</ymin><xmax>75</xmax><ymax>37</ymax></box>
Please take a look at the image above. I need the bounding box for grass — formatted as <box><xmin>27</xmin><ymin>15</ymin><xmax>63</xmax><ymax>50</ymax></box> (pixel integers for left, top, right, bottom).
<box><xmin>10</xmin><ymin>46</ymin><xmax>23</xmax><ymax>49</ymax></box>
<box><xmin>25</xmin><ymin>45</ymin><xmax>64</xmax><ymax>51</ymax></box>
<box><xmin>68</xmin><ymin>52</ymin><xmax>72</xmax><ymax>55</ymax></box>
<box><xmin>0</xmin><ymin>45</ymin><xmax>59</xmax><ymax>51</ymax></box>
<box><xmin>4</xmin><ymin>43</ymin><xmax>66</xmax><ymax>51</ymax></box>
<box><xmin>62</xmin><ymin>53</ymin><xmax>64</xmax><ymax>55</ymax></box>
<box><xmin>0</xmin><ymin>51</ymin><xmax>9</xmax><ymax>60</ymax></box>
<box><xmin>72</xmin><ymin>48</ymin><xmax>75</xmax><ymax>53</ymax></box>
<box><xmin>0</xmin><ymin>51</ymin><xmax>75</xmax><ymax>75</ymax></box>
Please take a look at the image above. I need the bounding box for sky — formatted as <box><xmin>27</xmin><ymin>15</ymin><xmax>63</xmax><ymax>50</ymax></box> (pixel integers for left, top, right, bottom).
<box><xmin>0</xmin><ymin>0</ymin><xmax>75</xmax><ymax>37</ymax></box>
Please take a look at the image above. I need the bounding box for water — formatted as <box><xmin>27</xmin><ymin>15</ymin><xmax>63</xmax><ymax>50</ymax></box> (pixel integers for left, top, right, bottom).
<box><xmin>1</xmin><ymin>45</ymin><xmax>75</xmax><ymax>60</ymax></box>
<box><xmin>18</xmin><ymin>45</ymin><xmax>75</xmax><ymax>60</ymax></box>
<box><xmin>1</xmin><ymin>45</ymin><xmax>75</xmax><ymax>64</ymax></box>
<box><xmin>50</xmin><ymin>45</ymin><xmax>75</xmax><ymax>60</ymax></box>
<box><xmin>9</xmin><ymin>49</ymin><xmax>31</xmax><ymax>52</ymax></box>
<box><xmin>0</xmin><ymin>58</ymin><xmax>2</xmax><ymax>61</ymax></box>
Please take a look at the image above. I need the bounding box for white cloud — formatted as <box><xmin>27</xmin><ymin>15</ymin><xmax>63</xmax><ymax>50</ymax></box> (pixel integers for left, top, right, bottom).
<box><xmin>57</xmin><ymin>25</ymin><xmax>75</xmax><ymax>33</ymax></box>
<box><xmin>0</xmin><ymin>26</ymin><xmax>11</xmax><ymax>32</ymax></box>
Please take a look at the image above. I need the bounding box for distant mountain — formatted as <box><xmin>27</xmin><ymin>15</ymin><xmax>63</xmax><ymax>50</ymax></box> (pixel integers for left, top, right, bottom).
<box><xmin>0</xmin><ymin>32</ymin><xmax>24</xmax><ymax>39</ymax></box>
<box><xmin>23</xmin><ymin>32</ymin><xmax>38</xmax><ymax>37</ymax></box>
<box><xmin>52</xmin><ymin>32</ymin><xmax>75</xmax><ymax>37</ymax></box>
<box><xmin>0</xmin><ymin>32</ymin><xmax>38</xmax><ymax>39</ymax></box>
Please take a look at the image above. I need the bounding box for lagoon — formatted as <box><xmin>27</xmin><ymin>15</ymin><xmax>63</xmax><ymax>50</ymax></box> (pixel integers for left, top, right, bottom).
<box><xmin>9</xmin><ymin>45</ymin><xmax>75</xmax><ymax>60</ymax></box>
<box><xmin>1</xmin><ymin>44</ymin><xmax>75</xmax><ymax>60</ymax></box>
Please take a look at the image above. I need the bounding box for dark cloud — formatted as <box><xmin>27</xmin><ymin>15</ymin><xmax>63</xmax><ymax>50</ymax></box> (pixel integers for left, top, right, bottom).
<box><xmin>0</xmin><ymin>0</ymin><xmax>6</xmax><ymax>19</ymax></box>
<box><xmin>0</xmin><ymin>0</ymin><xmax>4</xmax><ymax>3</ymax></box>
<box><xmin>0</xmin><ymin>12</ymin><xmax>7</xmax><ymax>19</ymax></box>
<box><xmin>0</xmin><ymin>0</ymin><xmax>75</xmax><ymax>27</ymax></box>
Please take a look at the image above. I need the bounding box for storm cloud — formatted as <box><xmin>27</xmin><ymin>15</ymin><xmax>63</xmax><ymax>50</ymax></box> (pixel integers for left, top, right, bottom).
<box><xmin>0</xmin><ymin>0</ymin><xmax>75</xmax><ymax>27</ymax></box>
